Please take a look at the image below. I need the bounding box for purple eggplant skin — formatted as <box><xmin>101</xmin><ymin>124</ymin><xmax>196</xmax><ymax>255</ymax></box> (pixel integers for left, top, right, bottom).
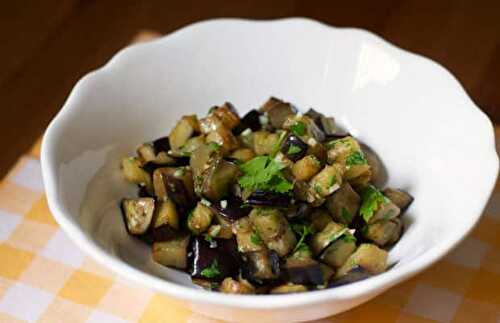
<box><xmin>246</xmin><ymin>190</ymin><xmax>292</xmax><ymax>208</ymax></box>
<box><xmin>285</xmin><ymin>203</ymin><xmax>314</xmax><ymax>220</ymax></box>
<box><xmin>328</xmin><ymin>265</ymin><xmax>372</xmax><ymax>287</ymax></box>
<box><xmin>163</xmin><ymin>174</ymin><xmax>196</xmax><ymax>214</ymax></box>
<box><xmin>138</xmin><ymin>186</ymin><xmax>153</xmax><ymax>198</ymax></box>
<box><xmin>324</xmin><ymin>131</ymin><xmax>351</xmax><ymax>142</ymax></box>
<box><xmin>241</xmin><ymin>250</ymin><xmax>281</xmax><ymax>283</ymax></box>
<box><xmin>153</xmin><ymin>136</ymin><xmax>171</xmax><ymax>153</ymax></box>
<box><xmin>283</xmin><ymin>258</ymin><xmax>324</xmax><ymax>285</ymax></box>
<box><xmin>280</xmin><ymin>135</ymin><xmax>308</xmax><ymax>162</ymax></box>
<box><xmin>233</xmin><ymin>110</ymin><xmax>262</xmax><ymax>135</ymax></box>
<box><xmin>189</xmin><ymin>236</ymin><xmax>240</xmax><ymax>281</ymax></box>
<box><xmin>212</xmin><ymin>196</ymin><xmax>251</xmax><ymax>223</ymax></box>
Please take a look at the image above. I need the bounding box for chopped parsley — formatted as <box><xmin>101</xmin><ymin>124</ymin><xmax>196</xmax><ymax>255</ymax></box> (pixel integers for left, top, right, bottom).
<box><xmin>342</xmin><ymin>233</ymin><xmax>357</xmax><ymax>243</ymax></box>
<box><xmin>271</xmin><ymin>130</ymin><xmax>288</xmax><ymax>157</ymax></box>
<box><xmin>328</xmin><ymin>175</ymin><xmax>337</xmax><ymax>187</ymax></box>
<box><xmin>238</xmin><ymin>156</ymin><xmax>293</xmax><ymax>193</ymax></box>
<box><xmin>360</xmin><ymin>185</ymin><xmax>389</xmax><ymax>223</ymax></box>
<box><xmin>200</xmin><ymin>260</ymin><xmax>220</xmax><ymax>279</ymax></box>
<box><xmin>208</xmin><ymin>106</ymin><xmax>218</xmax><ymax>114</ymax></box>
<box><xmin>341</xmin><ymin>207</ymin><xmax>353</xmax><ymax>223</ymax></box>
<box><xmin>287</xmin><ymin>144</ymin><xmax>302</xmax><ymax>155</ymax></box>
<box><xmin>346</xmin><ymin>151</ymin><xmax>368</xmax><ymax>167</ymax></box>
<box><xmin>290</xmin><ymin>121</ymin><xmax>306</xmax><ymax>136</ymax></box>
<box><xmin>292</xmin><ymin>223</ymin><xmax>315</xmax><ymax>253</ymax></box>
<box><xmin>329</xmin><ymin>227</ymin><xmax>348</xmax><ymax>243</ymax></box>
<box><xmin>250</xmin><ymin>232</ymin><xmax>262</xmax><ymax>245</ymax></box>
<box><xmin>207</xmin><ymin>142</ymin><xmax>221</xmax><ymax>151</ymax></box>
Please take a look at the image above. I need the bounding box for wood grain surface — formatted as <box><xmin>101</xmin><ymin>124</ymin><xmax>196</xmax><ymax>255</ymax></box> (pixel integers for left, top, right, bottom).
<box><xmin>0</xmin><ymin>0</ymin><xmax>498</xmax><ymax>178</ymax></box>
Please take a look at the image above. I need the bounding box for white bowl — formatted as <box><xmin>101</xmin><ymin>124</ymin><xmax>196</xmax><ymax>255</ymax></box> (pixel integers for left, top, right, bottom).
<box><xmin>41</xmin><ymin>18</ymin><xmax>499</xmax><ymax>322</ymax></box>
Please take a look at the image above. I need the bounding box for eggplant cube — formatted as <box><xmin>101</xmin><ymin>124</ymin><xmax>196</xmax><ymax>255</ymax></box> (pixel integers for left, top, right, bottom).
<box><xmin>307</xmin><ymin>164</ymin><xmax>343</xmax><ymax>204</ymax></box>
<box><xmin>270</xmin><ymin>283</ymin><xmax>307</xmax><ymax>294</ymax></box>
<box><xmin>325</xmin><ymin>183</ymin><xmax>360</xmax><ymax>225</ymax></box>
<box><xmin>329</xmin><ymin>265</ymin><xmax>372</xmax><ymax>287</ymax></box>
<box><xmin>121</xmin><ymin>198</ymin><xmax>155</xmax><ymax>235</ymax></box>
<box><xmin>383</xmin><ymin>188</ymin><xmax>414</xmax><ymax>213</ymax></box>
<box><xmin>189</xmin><ymin>236</ymin><xmax>240</xmax><ymax>281</ymax></box>
<box><xmin>363</xmin><ymin>217</ymin><xmax>403</xmax><ymax>247</ymax></box>
<box><xmin>220</xmin><ymin>277</ymin><xmax>255</xmax><ymax>294</ymax></box>
<box><xmin>242</xmin><ymin>250</ymin><xmax>280</xmax><ymax>282</ymax></box>
<box><xmin>310</xmin><ymin>221</ymin><xmax>347</xmax><ymax>256</ymax></box>
<box><xmin>200</xmin><ymin>158</ymin><xmax>241</xmax><ymax>201</ymax></box>
<box><xmin>335</xmin><ymin>243</ymin><xmax>388</xmax><ymax>279</ymax></box>
<box><xmin>320</xmin><ymin>235</ymin><xmax>357</xmax><ymax>268</ymax></box>
<box><xmin>152</xmin><ymin>233</ymin><xmax>190</xmax><ymax>269</ymax></box>
<box><xmin>233</xmin><ymin>217</ymin><xmax>265</xmax><ymax>253</ymax></box>
<box><xmin>187</xmin><ymin>202</ymin><xmax>214</xmax><ymax>235</ymax></box>
<box><xmin>280</xmin><ymin>134</ymin><xmax>308</xmax><ymax>162</ymax></box>
<box><xmin>151</xmin><ymin>199</ymin><xmax>179</xmax><ymax>241</ymax></box>
<box><xmin>283</xmin><ymin>257</ymin><xmax>324</xmax><ymax>285</ymax></box>
<box><xmin>121</xmin><ymin>157</ymin><xmax>153</xmax><ymax>192</ymax></box>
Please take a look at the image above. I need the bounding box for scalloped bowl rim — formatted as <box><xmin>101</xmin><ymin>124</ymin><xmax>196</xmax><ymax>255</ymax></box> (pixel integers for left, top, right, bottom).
<box><xmin>41</xmin><ymin>18</ymin><xmax>499</xmax><ymax>309</ymax></box>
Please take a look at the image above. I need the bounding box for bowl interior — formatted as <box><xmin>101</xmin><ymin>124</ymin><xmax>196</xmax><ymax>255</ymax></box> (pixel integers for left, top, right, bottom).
<box><xmin>44</xmin><ymin>19</ymin><xmax>498</xmax><ymax>296</ymax></box>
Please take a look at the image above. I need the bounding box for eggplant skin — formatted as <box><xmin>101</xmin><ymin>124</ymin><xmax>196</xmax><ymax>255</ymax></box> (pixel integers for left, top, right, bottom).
<box><xmin>283</xmin><ymin>258</ymin><xmax>324</xmax><ymax>285</ymax></box>
<box><xmin>212</xmin><ymin>196</ymin><xmax>251</xmax><ymax>223</ymax></box>
<box><xmin>246</xmin><ymin>190</ymin><xmax>292</xmax><ymax>208</ymax></box>
<box><xmin>383</xmin><ymin>188</ymin><xmax>414</xmax><ymax>213</ymax></box>
<box><xmin>153</xmin><ymin>136</ymin><xmax>171</xmax><ymax>153</ymax></box>
<box><xmin>328</xmin><ymin>265</ymin><xmax>372</xmax><ymax>287</ymax></box>
<box><xmin>189</xmin><ymin>236</ymin><xmax>240</xmax><ymax>281</ymax></box>
<box><xmin>280</xmin><ymin>134</ymin><xmax>308</xmax><ymax>162</ymax></box>
<box><xmin>120</xmin><ymin>198</ymin><xmax>155</xmax><ymax>236</ymax></box>
<box><xmin>233</xmin><ymin>110</ymin><xmax>262</xmax><ymax>135</ymax></box>
<box><xmin>241</xmin><ymin>250</ymin><xmax>281</xmax><ymax>282</ymax></box>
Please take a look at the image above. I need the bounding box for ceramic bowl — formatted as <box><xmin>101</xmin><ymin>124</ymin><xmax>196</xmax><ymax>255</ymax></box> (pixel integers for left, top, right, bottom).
<box><xmin>41</xmin><ymin>18</ymin><xmax>499</xmax><ymax>322</ymax></box>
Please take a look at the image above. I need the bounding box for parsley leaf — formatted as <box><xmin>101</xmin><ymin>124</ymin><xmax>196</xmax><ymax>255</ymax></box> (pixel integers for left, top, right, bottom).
<box><xmin>250</xmin><ymin>232</ymin><xmax>262</xmax><ymax>245</ymax></box>
<box><xmin>238</xmin><ymin>156</ymin><xmax>293</xmax><ymax>193</ymax></box>
<box><xmin>360</xmin><ymin>185</ymin><xmax>389</xmax><ymax>223</ymax></box>
<box><xmin>207</xmin><ymin>142</ymin><xmax>221</xmax><ymax>151</ymax></box>
<box><xmin>346</xmin><ymin>150</ymin><xmax>368</xmax><ymax>167</ymax></box>
<box><xmin>287</xmin><ymin>144</ymin><xmax>302</xmax><ymax>155</ymax></box>
<box><xmin>342</xmin><ymin>233</ymin><xmax>357</xmax><ymax>243</ymax></box>
<box><xmin>290</xmin><ymin>121</ymin><xmax>306</xmax><ymax>136</ymax></box>
<box><xmin>292</xmin><ymin>223</ymin><xmax>315</xmax><ymax>253</ymax></box>
<box><xmin>200</xmin><ymin>260</ymin><xmax>220</xmax><ymax>279</ymax></box>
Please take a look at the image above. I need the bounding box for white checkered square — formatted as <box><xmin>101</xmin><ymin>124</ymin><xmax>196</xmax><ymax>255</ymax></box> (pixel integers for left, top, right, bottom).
<box><xmin>0</xmin><ymin>210</ymin><xmax>21</xmax><ymax>242</ymax></box>
<box><xmin>404</xmin><ymin>283</ymin><xmax>462</xmax><ymax>322</ymax></box>
<box><xmin>10</xmin><ymin>159</ymin><xmax>44</xmax><ymax>192</ymax></box>
<box><xmin>446</xmin><ymin>237</ymin><xmax>490</xmax><ymax>269</ymax></box>
<box><xmin>86</xmin><ymin>310</ymin><xmax>128</xmax><ymax>323</ymax></box>
<box><xmin>0</xmin><ymin>282</ymin><xmax>53</xmax><ymax>322</ymax></box>
<box><xmin>41</xmin><ymin>230</ymin><xmax>85</xmax><ymax>268</ymax></box>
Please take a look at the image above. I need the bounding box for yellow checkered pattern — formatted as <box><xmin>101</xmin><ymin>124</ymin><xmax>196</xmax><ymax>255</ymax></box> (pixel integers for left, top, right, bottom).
<box><xmin>0</xmin><ymin>135</ymin><xmax>498</xmax><ymax>323</ymax></box>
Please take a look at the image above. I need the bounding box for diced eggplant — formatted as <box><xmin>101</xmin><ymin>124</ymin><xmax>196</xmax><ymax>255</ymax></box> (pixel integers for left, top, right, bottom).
<box><xmin>319</xmin><ymin>116</ymin><xmax>336</xmax><ymax>136</ymax></box>
<box><xmin>328</xmin><ymin>265</ymin><xmax>372</xmax><ymax>287</ymax></box>
<box><xmin>325</xmin><ymin>183</ymin><xmax>360</xmax><ymax>225</ymax></box>
<box><xmin>212</xmin><ymin>102</ymin><xmax>241</xmax><ymax>130</ymax></box>
<box><xmin>246</xmin><ymin>190</ymin><xmax>292</xmax><ymax>208</ymax></box>
<box><xmin>368</xmin><ymin>199</ymin><xmax>400</xmax><ymax>224</ymax></box>
<box><xmin>249</xmin><ymin>208</ymin><xmax>297</xmax><ymax>257</ymax></box>
<box><xmin>359</xmin><ymin>185</ymin><xmax>400</xmax><ymax>224</ymax></box>
<box><xmin>285</xmin><ymin>203</ymin><xmax>313</xmax><ymax>220</ymax></box>
<box><xmin>229</xmin><ymin>148</ymin><xmax>255</xmax><ymax>163</ymax></box>
<box><xmin>233</xmin><ymin>110</ymin><xmax>262</xmax><ymax>135</ymax></box>
<box><xmin>282</xmin><ymin>114</ymin><xmax>325</xmax><ymax>143</ymax></box>
<box><xmin>121</xmin><ymin>198</ymin><xmax>155</xmax><ymax>235</ymax></box>
<box><xmin>136</xmin><ymin>143</ymin><xmax>157</xmax><ymax>164</ymax></box>
<box><xmin>259</xmin><ymin>97</ymin><xmax>296</xmax><ymax>129</ymax></box>
<box><xmin>169</xmin><ymin>115</ymin><xmax>199</xmax><ymax>153</ymax></box>
<box><xmin>383</xmin><ymin>188</ymin><xmax>414</xmax><ymax>213</ymax></box>
<box><xmin>304</xmin><ymin>108</ymin><xmax>323</xmax><ymax>126</ymax></box>
<box><xmin>179</xmin><ymin>135</ymin><xmax>205</xmax><ymax>156</ymax></box>
<box><xmin>192</xmin><ymin>278</ymin><xmax>219</xmax><ymax>291</ymax></box>
<box><xmin>152</xmin><ymin>233</ymin><xmax>190</xmax><ymax>269</ymax></box>
<box><xmin>152</xmin><ymin>136</ymin><xmax>171</xmax><ymax>153</ymax></box>
<box><xmin>253</xmin><ymin>131</ymin><xmax>280</xmax><ymax>155</ymax></box>
<box><xmin>138</xmin><ymin>186</ymin><xmax>153</xmax><ymax>198</ymax></box>
<box><xmin>293</xmin><ymin>180</ymin><xmax>309</xmax><ymax>202</ymax></box>
<box><xmin>189</xmin><ymin>236</ymin><xmax>240</xmax><ymax>281</ymax></box>
<box><xmin>200</xmin><ymin>158</ymin><xmax>241</xmax><ymax>201</ymax></box>
<box><xmin>206</xmin><ymin>127</ymin><xmax>239</xmax><ymax>152</ymax></box>
<box><xmin>121</xmin><ymin>157</ymin><xmax>153</xmax><ymax>192</ymax></box>
<box><xmin>307</xmin><ymin>164</ymin><xmax>343</xmax><ymax>205</ymax></box>
<box><xmin>241</xmin><ymin>250</ymin><xmax>280</xmax><ymax>281</ymax></box>
<box><xmin>326</xmin><ymin>136</ymin><xmax>357</xmax><ymax>163</ymax></box>
<box><xmin>306</xmin><ymin>140</ymin><xmax>327</xmax><ymax>164</ymax></box>
<box><xmin>362</xmin><ymin>217</ymin><xmax>403</xmax><ymax>247</ymax></box>
<box><xmin>320</xmin><ymin>263</ymin><xmax>335</xmax><ymax>284</ymax></box>
<box><xmin>199</xmin><ymin>114</ymin><xmax>225</xmax><ymax>134</ymax></box>
<box><xmin>335</xmin><ymin>243</ymin><xmax>388</xmax><ymax>279</ymax></box>
<box><xmin>310</xmin><ymin>221</ymin><xmax>347</xmax><ymax>256</ymax></box>
<box><xmin>190</xmin><ymin>143</ymin><xmax>223</xmax><ymax>179</ymax></box>
<box><xmin>309</xmin><ymin>208</ymin><xmax>333</xmax><ymax>232</ymax></box>
<box><xmin>292</xmin><ymin>155</ymin><xmax>322</xmax><ymax>181</ymax></box>
<box><xmin>213</xmin><ymin>197</ymin><xmax>251</xmax><ymax>223</ymax></box>
<box><xmin>283</xmin><ymin>257</ymin><xmax>323</xmax><ymax>285</ymax></box>
<box><xmin>320</xmin><ymin>234</ymin><xmax>357</xmax><ymax>268</ymax></box>
<box><xmin>270</xmin><ymin>283</ymin><xmax>307</xmax><ymax>294</ymax></box>
<box><xmin>233</xmin><ymin>217</ymin><xmax>265</xmax><ymax>253</ymax></box>
<box><xmin>151</xmin><ymin>199</ymin><xmax>179</xmax><ymax>241</ymax></box>
<box><xmin>187</xmin><ymin>202</ymin><xmax>214</xmax><ymax>235</ymax></box>
<box><xmin>220</xmin><ymin>277</ymin><xmax>255</xmax><ymax>294</ymax></box>
<box><xmin>212</xmin><ymin>213</ymin><xmax>234</xmax><ymax>239</ymax></box>
<box><xmin>153</xmin><ymin>167</ymin><xmax>196</xmax><ymax>213</ymax></box>
<box><xmin>280</xmin><ymin>134</ymin><xmax>308</xmax><ymax>162</ymax></box>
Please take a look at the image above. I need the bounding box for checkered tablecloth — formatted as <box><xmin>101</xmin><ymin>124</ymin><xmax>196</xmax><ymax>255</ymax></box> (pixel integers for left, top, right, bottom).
<box><xmin>0</xmin><ymin>133</ymin><xmax>498</xmax><ymax>323</ymax></box>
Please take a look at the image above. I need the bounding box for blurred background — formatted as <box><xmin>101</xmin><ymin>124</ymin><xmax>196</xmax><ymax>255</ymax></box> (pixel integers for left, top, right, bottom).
<box><xmin>1</xmin><ymin>0</ymin><xmax>499</xmax><ymax>178</ymax></box>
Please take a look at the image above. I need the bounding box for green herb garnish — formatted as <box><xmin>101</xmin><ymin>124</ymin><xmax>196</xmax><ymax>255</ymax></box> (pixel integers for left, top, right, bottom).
<box><xmin>329</xmin><ymin>227</ymin><xmax>349</xmax><ymax>243</ymax></box>
<box><xmin>341</xmin><ymin>207</ymin><xmax>353</xmax><ymax>223</ymax></box>
<box><xmin>238</xmin><ymin>156</ymin><xmax>293</xmax><ymax>193</ymax></box>
<box><xmin>360</xmin><ymin>185</ymin><xmax>389</xmax><ymax>222</ymax></box>
<box><xmin>292</xmin><ymin>223</ymin><xmax>315</xmax><ymax>253</ymax></box>
<box><xmin>200</xmin><ymin>260</ymin><xmax>220</xmax><ymax>279</ymax></box>
<box><xmin>204</xmin><ymin>234</ymin><xmax>214</xmax><ymax>243</ymax></box>
<box><xmin>208</xmin><ymin>106</ymin><xmax>218</xmax><ymax>114</ymax></box>
<box><xmin>207</xmin><ymin>142</ymin><xmax>221</xmax><ymax>151</ymax></box>
<box><xmin>342</xmin><ymin>233</ymin><xmax>357</xmax><ymax>243</ymax></box>
<box><xmin>287</xmin><ymin>144</ymin><xmax>302</xmax><ymax>155</ymax></box>
<box><xmin>346</xmin><ymin>150</ymin><xmax>368</xmax><ymax>167</ymax></box>
<box><xmin>250</xmin><ymin>232</ymin><xmax>262</xmax><ymax>245</ymax></box>
<box><xmin>290</xmin><ymin>121</ymin><xmax>306</xmax><ymax>136</ymax></box>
